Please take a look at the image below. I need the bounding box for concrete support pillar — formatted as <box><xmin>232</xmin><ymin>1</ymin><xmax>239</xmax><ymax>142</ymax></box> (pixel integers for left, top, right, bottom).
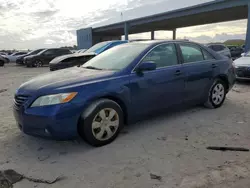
<box><xmin>151</xmin><ymin>31</ymin><xmax>155</xmax><ymax>40</ymax></box>
<box><xmin>245</xmin><ymin>3</ymin><xmax>250</xmax><ymax>52</ymax></box>
<box><xmin>124</xmin><ymin>22</ymin><xmax>129</xmax><ymax>40</ymax></box>
<box><xmin>173</xmin><ymin>29</ymin><xmax>177</xmax><ymax>40</ymax></box>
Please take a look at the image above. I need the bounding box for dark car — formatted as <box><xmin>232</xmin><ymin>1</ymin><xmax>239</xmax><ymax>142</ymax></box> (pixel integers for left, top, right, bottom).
<box><xmin>227</xmin><ymin>45</ymin><xmax>244</xmax><ymax>60</ymax></box>
<box><xmin>206</xmin><ymin>43</ymin><xmax>231</xmax><ymax>58</ymax></box>
<box><xmin>16</xmin><ymin>49</ymin><xmax>45</xmax><ymax>65</ymax></box>
<box><xmin>49</xmin><ymin>40</ymin><xmax>128</xmax><ymax>71</ymax></box>
<box><xmin>13</xmin><ymin>40</ymin><xmax>235</xmax><ymax>146</ymax></box>
<box><xmin>24</xmin><ymin>48</ymin><xmax>72</xmax><ymax>67</ymax></box>
<box><xmin>0</xmin><ymin>55</ymin><xmax>8</xmax><ymax>66</ymax></box>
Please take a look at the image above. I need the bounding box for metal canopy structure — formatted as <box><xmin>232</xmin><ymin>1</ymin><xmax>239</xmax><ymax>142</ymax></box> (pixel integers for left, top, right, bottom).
<box><xmin>77</xmin><ymin>0</ymin><xmax>250</xmax><ymax>51</ymax></box>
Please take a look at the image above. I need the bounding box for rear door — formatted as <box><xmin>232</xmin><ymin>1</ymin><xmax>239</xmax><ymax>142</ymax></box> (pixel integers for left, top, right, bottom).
<box><xmin>177</xmin><ymin>43</ymin><xmax>217</xmax><ymax>103</ymax></box>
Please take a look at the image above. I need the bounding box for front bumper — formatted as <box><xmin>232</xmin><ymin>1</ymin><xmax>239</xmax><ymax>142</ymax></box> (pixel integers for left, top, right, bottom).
<box><xmin>16</xmin><ymin>59</ymin><xmax>24</xmax><ymax>65</ymax></box>
<box><xmin>13</xmin><ymin>102</ymin><xmax>81</xmax><ymax>140</ymax></box>
<box><xmin>235</xmin><ymin>66</ymin><xmax>250</xmax><ymax>81</ymax></box>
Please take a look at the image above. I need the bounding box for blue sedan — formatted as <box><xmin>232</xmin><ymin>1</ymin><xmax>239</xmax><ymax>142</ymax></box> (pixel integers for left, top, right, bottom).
<box><xmin>13</xmin><ymin>40</ymin><xmax>236</xmax><ymax>146</ymax></box>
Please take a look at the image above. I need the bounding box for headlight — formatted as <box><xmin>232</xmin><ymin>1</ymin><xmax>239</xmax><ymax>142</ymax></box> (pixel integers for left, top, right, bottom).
<box><xmin>232</xmin><ymin>62</ymin><xmax>238</xmax><ymax>69</ymax></box>
<box><xmin>31</xmin><ymin>92</ymin><xmax>77</xmax><ymax>107</ymax></box>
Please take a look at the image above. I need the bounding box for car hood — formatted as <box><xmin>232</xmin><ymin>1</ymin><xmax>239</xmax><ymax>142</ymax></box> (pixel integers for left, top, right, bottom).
<box><xmin>17</xmin><ymin>54</ymin><xmax>28</xmax><ymax>59</ymax></box>
<box><xmin>17</xmin><ymin>67</ymin><xmax>115</xmax><ymax>95</ymax></box>
<box><xmin>50</xmin><ymin>52</ymin><xmax>96</xmax><ymax>65</ymax></box>
<box><xmin>24</xmin><ymin>54</ymin><xmax>39</xmax><ymax>59</ymax></box>
<box><xmin>234</xmin><ymin>57</ymin><xmax>250</xmax><ymax>66</ymax></box>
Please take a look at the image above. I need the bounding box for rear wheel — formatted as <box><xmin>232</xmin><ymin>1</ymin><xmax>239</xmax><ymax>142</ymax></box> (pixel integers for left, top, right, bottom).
<box><xmin>204</xmin><ymin>79</ymin><xmax>226</xmax><ymax>109</ymax></box>
<box><xmin>78</xmin><ymin>99</ymin><xmax>124</xmax><ymax>147</ymax></box>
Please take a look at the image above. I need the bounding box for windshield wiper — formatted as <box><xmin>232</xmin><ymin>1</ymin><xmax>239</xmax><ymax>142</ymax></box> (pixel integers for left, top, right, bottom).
<box><xmin>84</xmin><ymin>66</ymin><xmax>103</xmax><ymax>70</ymax></box>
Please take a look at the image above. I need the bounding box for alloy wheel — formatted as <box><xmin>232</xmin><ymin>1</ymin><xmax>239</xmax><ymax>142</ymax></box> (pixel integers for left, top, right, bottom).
<box><xmin>212</xmin><ymin>83</ymin><xmax>225</xmax><ymax>105</ymax></box>
<box><xmin>34</xmin><ymin>60</ymin><xmax>42</xmax><ymax>67</ymax></box>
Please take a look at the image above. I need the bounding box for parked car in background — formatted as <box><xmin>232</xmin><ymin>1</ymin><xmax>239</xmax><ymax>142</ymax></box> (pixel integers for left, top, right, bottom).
<box><xmin>0</xmin><ymin>53</ymin><xmax>10</xmax><ymax>63</ymax></box>
<box><xmin>16</xmin><ymin>49</ymin><xmax>45</xmax><ymax>65</ymax></box>
<box><xmin>14</xmin><ymin>40</ymin><xmax>235</xmax><ymax>146</ymax></box>
<box><xmin>0</xmin><ymin>52</ymin><xmax>7</xmax><ymax>56</ymax></box>
<box><xmin>76</xmin><ymin>49</ymin><xmax>87</xmax><ymax>53</ymax></box>
<box><xmin>233</xmin><ymin>50</ymin><xmax>250</xmax><ymax>80</ymax></box>
<box><xmin>0</xmin><ymin>55</ymin><xmax>8</xmax><ymax>66</ymax></box>
<box><xmin>242</xmin><ymin>44</ymin><xmax>245</xmax><ymax>52</ymax></box>
<box><xmin>24</xmin><ymin>48</ymin><xmax>72</xmax><ymax>67</ymax></box>
<box><xmin>206</xmin><ymin>43</ymin><xmax>231</xmax><ymax>58</ymax></box>
<box><xmin>227</xmin><ymin>45</ymin><xmax>244</xmax><ymax>60</ymax></box>
<box><xmin>2</xmin><ymin>52</ymin><xmax>27</xmax><ymax>62</ymax></box>
<box><xmin>49</xmin><ymin>40</ymin><xmax>128</xmax><ymax>71</ymax></box>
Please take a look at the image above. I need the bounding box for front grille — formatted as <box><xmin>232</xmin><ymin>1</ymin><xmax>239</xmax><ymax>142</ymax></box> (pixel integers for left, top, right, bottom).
<box><xmin>236</xmin><ymin>66</ymin><xmax>250</xmax><ymax>78</ymax></box>
<box><xmin>14</xmin><ymin>95</ymin><xmax>29</xmax><ymax>108</ymax></box>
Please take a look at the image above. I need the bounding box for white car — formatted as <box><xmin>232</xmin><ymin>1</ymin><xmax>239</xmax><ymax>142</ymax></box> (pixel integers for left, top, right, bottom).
<box><xmin>233</xmin><ymin>51</ymin><xmax>250</xmax><ymax>80</ymax></box>
<box><xmin>2</xmin><ymin>52</ymin><xmax>27</xmax><ymax>62</ymax></box>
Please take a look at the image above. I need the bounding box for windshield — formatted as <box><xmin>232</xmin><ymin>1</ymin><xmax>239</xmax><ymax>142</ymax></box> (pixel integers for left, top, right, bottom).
<box><xmin>28</xmin><ymin>49</ymin><xmax>44</xmax><ymax>55</ymax></box>
<box><xmin>82</xmin><ymin>44</ymin><xmax>150</xmax><ymax>71</ymax></box>
<box><xmin>37</xmin><ymin>49</ymin><xmax>47</xmax><ymax>55</ymax></box>
<box><xmin>84</xmin><ymin>41</ymin><xmax>111</xmax><ymax>53</ymax></box>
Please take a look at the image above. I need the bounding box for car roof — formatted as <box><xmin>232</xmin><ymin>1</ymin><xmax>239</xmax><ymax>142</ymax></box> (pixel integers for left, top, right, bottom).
<box><xmin>124</xmin><ymin>40</ymin><xmax>201</xmax><ymax>46</ymax></box>
<box><xmin>206</xmin><ymin>43</ymin><xmax>226</xmax><ymax>46</ymax></box>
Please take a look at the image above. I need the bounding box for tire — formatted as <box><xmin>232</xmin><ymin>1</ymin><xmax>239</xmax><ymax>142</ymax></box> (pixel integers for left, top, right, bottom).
<box><xmin>204</xmin><ymin>79</ymin><xmax>227</xmax><ymax>109</ymax></box>
<box><xmin>0</xmin><ymin>60</ymin><xmax>4</xmax><ymax>67</ymax></box>
<box><xmin>33</xmin><ymin>60</ymin><xmax>43</xmax><ymax>67</ymax></box>
<box><xmin>78</xmin><ymin>99</ymin><xmax>124</xmax><ymax>147</ymax></box>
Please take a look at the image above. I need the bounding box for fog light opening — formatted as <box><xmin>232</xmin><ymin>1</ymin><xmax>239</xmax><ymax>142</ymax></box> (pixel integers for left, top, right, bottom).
<box><xmin>44</xmin><ymin>128</ymin><xmax>50</xmax><ymax>135</ymax></box>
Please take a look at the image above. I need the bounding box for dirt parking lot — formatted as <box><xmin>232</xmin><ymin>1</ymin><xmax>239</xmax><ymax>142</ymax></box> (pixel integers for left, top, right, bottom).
<box><xmin>0</xmin><ymin>64</ymin><xmax>250</xmax><ymax>188</ymax></box>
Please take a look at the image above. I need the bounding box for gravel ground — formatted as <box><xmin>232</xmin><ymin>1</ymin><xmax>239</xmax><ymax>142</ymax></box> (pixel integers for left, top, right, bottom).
<box><xmin>0</xmin><ymin>64</ymin><xmax>250</xmax><ymax>188</ymax></box>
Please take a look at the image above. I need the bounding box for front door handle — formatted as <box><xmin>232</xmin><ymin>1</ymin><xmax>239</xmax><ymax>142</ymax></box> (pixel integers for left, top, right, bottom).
<box><xmin>212</xmin><ymin>63</ymin><xmax>218</xmax><ymax>68</ymax></box>
<box><xmin>175</xmin><ymin>70</ymin><xmax>182</xmax><ymax>76</ymax></box>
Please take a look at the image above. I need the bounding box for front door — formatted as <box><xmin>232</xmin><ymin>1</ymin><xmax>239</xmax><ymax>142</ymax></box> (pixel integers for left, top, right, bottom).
<box><xmin>43</xmin><ymin>49</ymin><xmax>57</xmax><ymax>64</ymax></box>
<box><xmin>129</xmin><ymin>43</ymin><xmax>185</xmax><ymax>116</ymax></box>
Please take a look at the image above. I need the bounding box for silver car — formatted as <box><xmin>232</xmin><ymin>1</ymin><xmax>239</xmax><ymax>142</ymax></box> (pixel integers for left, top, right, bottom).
<box><xmin>206</xmin><ymin>43</ymin><xmax>231</xmax><ymax>58</ymax></box>
<box><xmin>233</xmin><ymin>51</ymin><xmax>250</xmax><ymax>80</ymax></box>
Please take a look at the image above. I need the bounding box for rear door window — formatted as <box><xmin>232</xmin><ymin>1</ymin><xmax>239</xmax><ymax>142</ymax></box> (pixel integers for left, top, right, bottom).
<box><xmin>43</xmin><ymin>49</ymin><xmax>56</xmax><ymax>55</ymax></box>
<box><xmin>179</xmin><ymin>44</ymin><xmax>204</xmax><ymax>63</ymax></box>
<box><xmin>202</xmin><ymin>50</ymin><xmax>215</xmax><ymax>60</ymax></box>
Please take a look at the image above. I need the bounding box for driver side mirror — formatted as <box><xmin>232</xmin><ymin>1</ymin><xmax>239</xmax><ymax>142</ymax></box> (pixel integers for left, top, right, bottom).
<box><xmin>136</xmin><ymin>61</ymin><xmax>156</xmax><ymax>73</ymax></box>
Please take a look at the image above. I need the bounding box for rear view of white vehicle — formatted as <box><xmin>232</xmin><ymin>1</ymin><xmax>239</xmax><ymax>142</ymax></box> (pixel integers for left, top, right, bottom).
<box><xmin>206</xmin><ymin>43</ymin><xmax>231</xmax><ymax>58</ymax></box>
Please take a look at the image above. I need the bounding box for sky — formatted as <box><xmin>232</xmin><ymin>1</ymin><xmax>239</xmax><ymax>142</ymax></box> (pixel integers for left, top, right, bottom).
<box><xmin>0</xmin><ymin>0</ymin><xmax>247</xmax><ymax>50</ymax></box>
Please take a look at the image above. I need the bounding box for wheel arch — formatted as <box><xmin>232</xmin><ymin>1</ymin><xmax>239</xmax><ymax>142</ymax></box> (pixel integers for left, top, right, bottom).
<box><xmin>215</xmin><ymin>74</ymin><xmax>229</xmax><ymax>92</ymax></box>
<box><xmin>77</xmin><ymin>95</ymin><xmax>128</xmax><ymax>135</ymax></box>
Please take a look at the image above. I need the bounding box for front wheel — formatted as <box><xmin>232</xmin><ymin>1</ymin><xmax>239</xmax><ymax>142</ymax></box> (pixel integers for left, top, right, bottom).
<box><xmin>78</xmin><ymin>99</ymin><xmax>124</xmax><ymax>147</ymax></box>
<box><xmin>33</xmin><ymin>60</ymin><xmax>43</xmax><ymax>67</ymax></box>
<box><xmin>204</xmin><ymin>79</ymin><xmax>226</xmax><ymax>109</ymax></box>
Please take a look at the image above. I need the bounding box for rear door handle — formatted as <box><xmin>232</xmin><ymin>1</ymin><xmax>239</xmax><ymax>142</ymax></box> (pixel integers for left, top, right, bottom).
<box><xmin>212</xmin><ymin>64</ymin><xmax>218</xmax><ymax>68</ymax></box>
<box><xmin>175</xmin><ymin>70</ymin><xmax>182</xmax><ymax>76</ymax></box>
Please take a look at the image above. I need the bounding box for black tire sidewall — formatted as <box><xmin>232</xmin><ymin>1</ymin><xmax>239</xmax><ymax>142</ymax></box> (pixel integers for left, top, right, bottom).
<box><xmin>0</xmin><ymin>61</ymin><xmax>4</xmax><ymax>66</ymax></box>
<box><xmin>208</xmin><ymin>80</ymin><xmax>226</xmax><ymax>108</ymax></box>
<box><xmin>79</xmin><ymin>100</ymin><xmax>124</xmax><ymax>147</ymax></box>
